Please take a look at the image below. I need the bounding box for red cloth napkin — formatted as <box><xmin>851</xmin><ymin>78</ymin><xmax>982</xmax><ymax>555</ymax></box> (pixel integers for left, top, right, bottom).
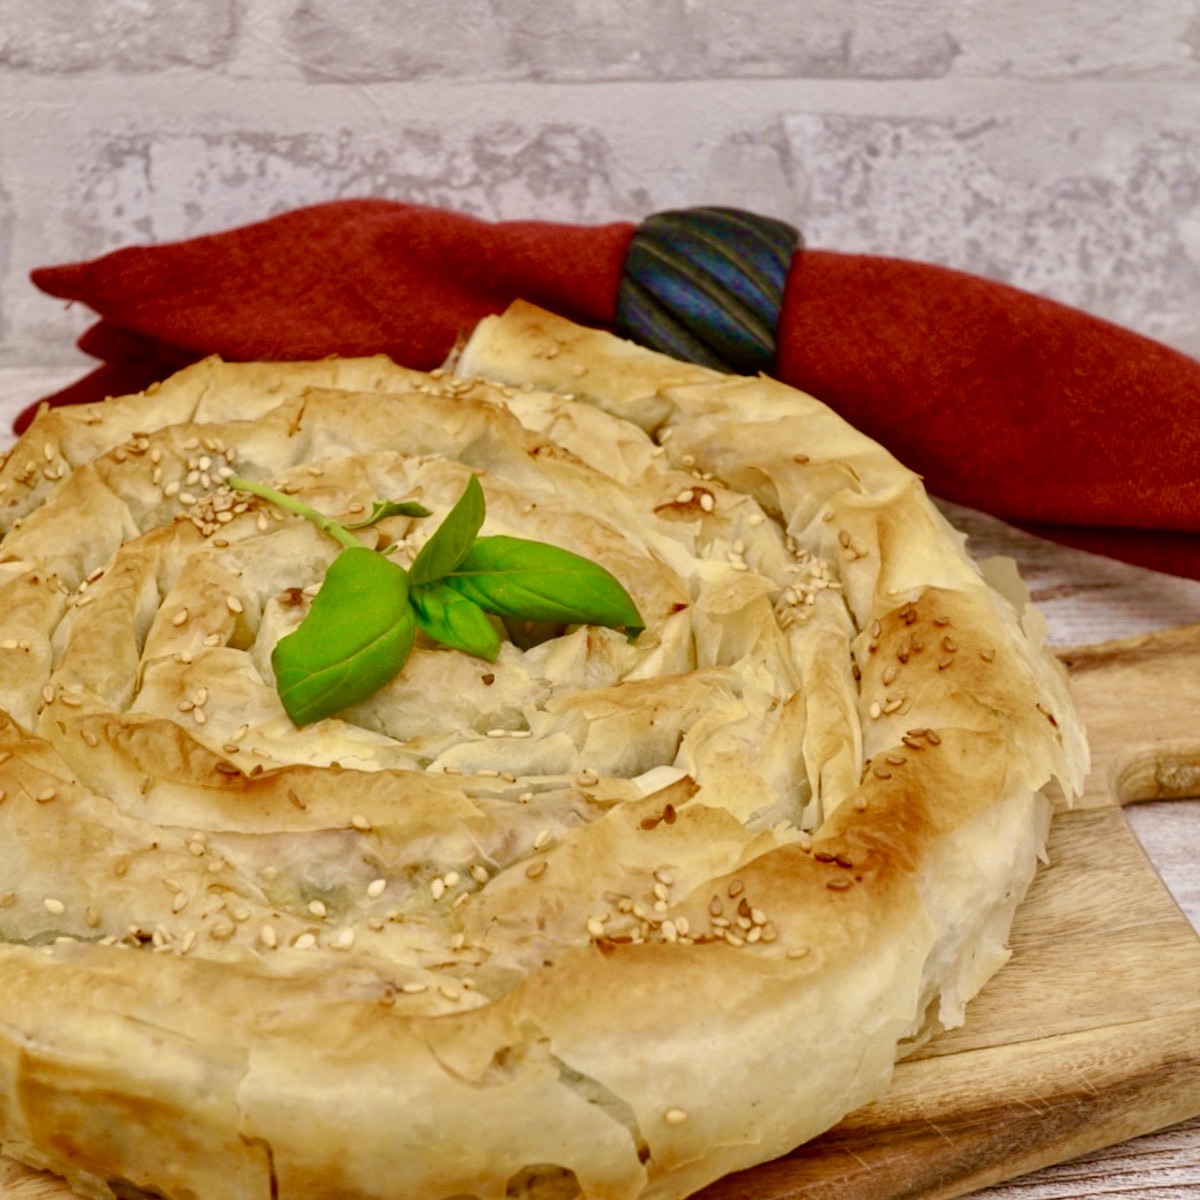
<box><xmin>25</xmin><ymin>198</ymin><xmax>1200</xmax><ymax>580</ymax></box>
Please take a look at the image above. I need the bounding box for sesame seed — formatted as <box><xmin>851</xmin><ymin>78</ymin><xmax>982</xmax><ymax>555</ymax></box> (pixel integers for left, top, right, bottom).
<box><xmin>332</xmin><ymin>928</ymin><xmax>355</xmax><ymax>950</ymax></box>
<box><xmin>533</xmin><ymin>829</ymin><xmax>552</xmax><ymax>851</ymax></box>
<box><xmin>308</xmin><ymin>900</ymin><xmax>327</xmax><ymax>919</ymax></box>
<box><xmin>260</xmin><ymin>924</ymin><xmax>278</xmax><ymax>949</ymax></box>
<box><xmin>209</xmin><ymin>921</ymin><xmax>237</xmax><ymax>940</ymax></box>
<box><xmin>226</xmin><ymin>595</ymin><xmax>244</xmax><ymax>614</ymax></box>
<box><xmin>350</xmin><ymin>814</ymin><xmax>372</xmax><ymax>832</ymax></box>
<box><xmin>430</xmin><ymin>878</ymin><xmax>447</xmax><ymax>900</ymax></box>
<box><xmin>525</xmin><ymin>860</ymin><xmax>548</xmax><ymax>879</ymax></box>
<box><xmin>36</xmin><ymin>787</ymin><xmax>57</xmax><ymax>804</ymax></box>
<box><xmin>400</xmin><ymin>981</ymin><xmax>428</xmax><ymax>994</ymax></box>
<box><xmin>172</xmin><ymin>608</ymin><xmax>189</xmax><ymax>627</ymax></box>
<box><xmin>43</xmin><ymin>897</ymin><xmax>66</xmax><ymax>915</ymax></box>
<box><xmin>664</xmin><ymin>1108</ymin><xmax>689</xmax><ymax>1126</ymax></box>
<box><xmin>293</xmin><ymin>932</ymin><xmax>317</xmax><ymax>950</ymax></box>
<box><xmin>367</xmin><ymin>878</ymin><xmax>387</xmax><ymax>899</ymax></box>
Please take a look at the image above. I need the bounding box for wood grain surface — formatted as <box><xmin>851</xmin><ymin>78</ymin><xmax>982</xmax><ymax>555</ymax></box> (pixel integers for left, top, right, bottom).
<box><xmin>690</xmin><ymin>623</ymin><xmax>1200</xmax><ymax>1199</ymax></box>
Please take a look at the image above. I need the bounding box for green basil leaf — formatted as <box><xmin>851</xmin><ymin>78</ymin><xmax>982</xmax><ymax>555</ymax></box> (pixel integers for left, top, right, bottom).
<box><xmin>409</xmin><ymin>475</ymin><xmax>486</xmax><ymax>587</ymax></box>
<box><xmin>342</xmin><ymin>498</ymin><xmax>432</xmax><ymax>529</ymax></box>
<box><xmin>271</xmin><ymin>546</ymin><xmax>415</xmax><ymax>726</ymax></box>
<box><xmin>410</xmin><ymin>581</ymin><xmax>501</xmax><ymax>661</ymax></box>
<box><xmin>445</xmin><ymin>536</ymin><xmax>644</xmax><ymax>638</ymax></box>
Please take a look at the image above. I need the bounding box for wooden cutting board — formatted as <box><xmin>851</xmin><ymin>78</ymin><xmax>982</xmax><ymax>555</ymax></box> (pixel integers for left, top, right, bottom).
<box><xmin>3</xmin><ymin>625</ymin><xmax>1200</xmax><ymax>1200</ymax></box>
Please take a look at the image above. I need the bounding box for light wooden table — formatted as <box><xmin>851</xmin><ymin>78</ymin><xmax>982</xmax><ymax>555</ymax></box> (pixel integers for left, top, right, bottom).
<box><xmin>1</xmin><ymin>366</ymin><xmax>1197</xmax><ymax>1199</ymax></box>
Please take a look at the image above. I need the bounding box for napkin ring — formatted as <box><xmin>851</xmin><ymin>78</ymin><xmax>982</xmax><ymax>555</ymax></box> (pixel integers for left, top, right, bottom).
<box><xmin>615</xmin><ymin>206</ymin><xmax>800</xmax><ymax>376</ymax></box>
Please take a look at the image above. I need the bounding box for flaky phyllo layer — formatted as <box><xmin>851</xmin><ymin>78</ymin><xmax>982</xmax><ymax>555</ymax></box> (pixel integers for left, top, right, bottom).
<box><xmin>0</xmin><ymin>304</ymin><xmax>1087</xmax><ymax>1200</ymax></box>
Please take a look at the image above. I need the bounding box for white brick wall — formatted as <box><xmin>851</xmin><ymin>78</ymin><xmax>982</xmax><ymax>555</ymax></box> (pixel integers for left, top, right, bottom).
<box><xmin>3</xmin><ymin>0</ymin><xmax>1200</xmax><ymax>367</ymax></box>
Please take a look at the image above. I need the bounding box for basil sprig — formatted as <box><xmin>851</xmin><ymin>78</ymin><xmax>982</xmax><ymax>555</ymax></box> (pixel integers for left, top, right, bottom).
<box><xmin>229</xmin><ymin>474</ymin><xmax>643</xmax><ymax>726</ymax></box>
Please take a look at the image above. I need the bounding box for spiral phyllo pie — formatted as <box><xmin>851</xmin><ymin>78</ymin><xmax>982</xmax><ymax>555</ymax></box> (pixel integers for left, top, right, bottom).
<box><xmin>0</xmin><ymin>304</ymin><xmax>1086</xmax><ymax>1200</ymax></box>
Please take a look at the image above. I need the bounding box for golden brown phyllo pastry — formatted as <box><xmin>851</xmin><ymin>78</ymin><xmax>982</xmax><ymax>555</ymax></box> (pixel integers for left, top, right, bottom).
<box><xmin>0</xmin><ymin>302</ymin><xmax>1086</xmax><ymax>1200</ymax></box>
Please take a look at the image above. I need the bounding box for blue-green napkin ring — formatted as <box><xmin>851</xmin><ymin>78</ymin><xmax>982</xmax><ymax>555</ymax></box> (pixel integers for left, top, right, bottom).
<box><xmin>614</xmin><ymin>207</ymin><xmax>800</xmax><ymax>376</ymax></box>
